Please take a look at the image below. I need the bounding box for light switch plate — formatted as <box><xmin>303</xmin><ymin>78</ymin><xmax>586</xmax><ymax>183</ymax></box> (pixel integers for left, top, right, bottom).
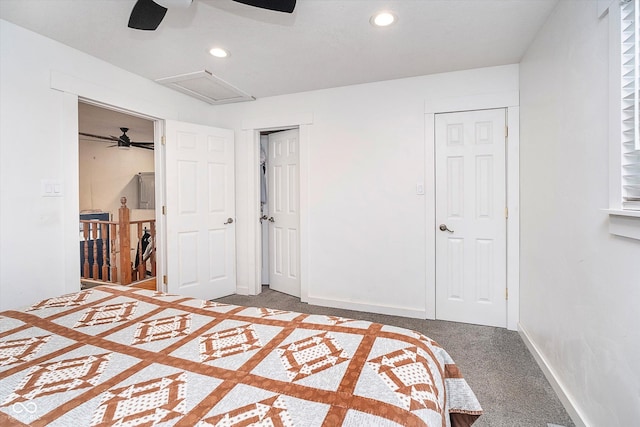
<box><xmin>42</xmin><ymin>179</ymin><xmax>64</xmax><ymax>197</ymax></box>
<box><xmin>416</xmin><ymin>183</ymin><xmax>425</xmax><ymax>195</ymax></box>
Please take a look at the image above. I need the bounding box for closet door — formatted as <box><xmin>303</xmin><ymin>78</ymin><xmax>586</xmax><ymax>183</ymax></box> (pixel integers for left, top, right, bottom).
<box><xmin>435</xmin><ymin>109</ymin><xmax>507</xmax><ymax>328</ymax></box>
<box><xmin>268</xmin><ymin>129</ymin><xmax>300</xmax><ymax>297</ymax></box>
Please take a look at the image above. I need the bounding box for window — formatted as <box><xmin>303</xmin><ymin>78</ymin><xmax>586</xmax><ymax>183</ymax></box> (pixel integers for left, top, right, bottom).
<box><xmin>621</xmin><ymin>0</ymin><xmax>640</xmax><ymax>210</ymax></box>
<box><xmin>605</xmin><ymin>0</ymin><xmax>640</xmax><ymax>239</ymax></box>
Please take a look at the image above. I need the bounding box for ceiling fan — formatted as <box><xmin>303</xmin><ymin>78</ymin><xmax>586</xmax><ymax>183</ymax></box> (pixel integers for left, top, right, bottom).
<box><xmin>79</xmin><ymin>127</ymin><xmax>154</xmax><ymax>150</ymax></box>
<box><xmin>128</xmin><ymin>0</ymin><xmax>297</xmax><ymax>31</ymax></box>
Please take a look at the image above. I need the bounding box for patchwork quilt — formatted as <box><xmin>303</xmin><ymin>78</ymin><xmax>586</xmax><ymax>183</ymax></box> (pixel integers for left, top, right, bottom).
<box><xmin>0</xmin><ymin>285</ymin><xmax>482</xmax><ymax>426</ymax></box>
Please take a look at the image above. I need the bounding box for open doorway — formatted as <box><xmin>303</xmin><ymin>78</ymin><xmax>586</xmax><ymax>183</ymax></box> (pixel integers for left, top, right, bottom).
<box><xmin>259</xmin><ymin>127</ymin><xmax>301</xmax><ymax>297</ymax></box>
<box><xmin>78</xmin><ymin>101</ymin><xmax>157</xmax><ymax>290</ymax></box>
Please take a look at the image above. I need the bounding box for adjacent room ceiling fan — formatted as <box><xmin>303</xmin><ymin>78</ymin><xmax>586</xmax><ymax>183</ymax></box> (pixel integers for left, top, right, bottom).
<box><xmin>128</xmin><ymin>0</ymin><xmax>297</xmax><ymax>31</ymax></box>
<box><xmin>79</xmin><ymin>127</ymin><xmax>154</xmax><ymax>150</ymax></box>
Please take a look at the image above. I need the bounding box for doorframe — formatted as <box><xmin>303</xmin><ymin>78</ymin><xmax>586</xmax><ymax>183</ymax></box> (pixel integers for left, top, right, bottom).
<box><xmin>237</xmin><ymin>114</ymin><xmax>313</xmax><ymax>299</ymax></box>
<box><xmin>78</xmin><ymin>98</ymin><xmax>163</xmax><ymax>288</ymax></box>
<box><xmin>52</xmin><ymin>71</ymin><xmax>166</xmax><ymax>293</ymax></box>
<box><xmin>425</xmin><ymin>92</ymin><xmax>519</xmax><ymax>331</ymax></box>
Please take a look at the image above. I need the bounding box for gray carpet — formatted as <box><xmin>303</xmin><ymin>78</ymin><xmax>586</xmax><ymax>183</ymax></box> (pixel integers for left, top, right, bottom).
<box><xmin>215</xmin><ymin>286</ymin><xmax>575</xmax><ymax>427</ymax></box>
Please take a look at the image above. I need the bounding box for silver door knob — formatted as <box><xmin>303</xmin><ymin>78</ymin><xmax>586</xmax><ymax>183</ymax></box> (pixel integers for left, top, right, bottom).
<box><xmin>439</xmin><ymin>224</ymin><xmax>454</xmax><ymax>233</ymax></box>
<box><xmin>224</xmin><ymin>218</ymin><xmax>234</xmax><ymax>225</ymax></box>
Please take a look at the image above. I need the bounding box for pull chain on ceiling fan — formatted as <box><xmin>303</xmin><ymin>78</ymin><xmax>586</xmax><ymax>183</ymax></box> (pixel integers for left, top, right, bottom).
<box><xmin>79</xmin><ymin>127</ymin><xmax>154</xmax><ymax>150</ymax></box>
<box><xmin>128</xmin><ymin>0</ymin><xmax>297</xmax><ymax>31</ymax></box>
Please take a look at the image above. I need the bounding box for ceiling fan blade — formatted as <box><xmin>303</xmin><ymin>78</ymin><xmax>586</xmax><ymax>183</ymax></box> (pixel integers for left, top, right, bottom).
<box><xmin>131</xmin><ymin>143</ymin><xmax>155</xmax><ymax>150</ymax></box>
<box><xmin>79</xmin><ymin>132</ymin><xmax>119</xmax><ymax>142</ymax></box>
<box><xmin>128</xmin><ymin>0</ymin><xmax>168</xmax><ymax>30</ymax></box>
<box><xmin>232</xmin><ymin>0</ymin><xmax>296</xmax><ymax>13</ymax></box>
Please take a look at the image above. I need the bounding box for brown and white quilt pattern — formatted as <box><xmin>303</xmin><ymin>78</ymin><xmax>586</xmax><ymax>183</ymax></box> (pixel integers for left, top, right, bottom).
<box><xmin>0</xmin><ymin>285</ymin><xmax>482</xmax><ymax>426</ymax></box>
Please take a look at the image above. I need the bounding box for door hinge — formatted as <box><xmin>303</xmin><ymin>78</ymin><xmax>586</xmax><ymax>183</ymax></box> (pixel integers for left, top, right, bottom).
<box><xmin>161</xmin><ymin>135</ymin><xmax>166</xmax><ymax>145</ymax></box>
<box><xmin>162</xmin><ymin>205</ymin><xmax>166</xmax><ymax>215</ymax></box>
<box><xmin>505</xmin><ymin>288</ymin><xmax>509</xmax><ymax>300</ymax></box>
<box><xmin>505</xmin><ymin>126</ymin><xmax>509</xmax><ymax>138</ymax></box>
<box><xmin>505</xmin><ymin>207</ymin><xmax>509</xmax><ymax>219</ymax></box>
<box><xmin>163</xmin><ymin>275</ymin><xmax>168</xmax><ymax>285</ymax></box>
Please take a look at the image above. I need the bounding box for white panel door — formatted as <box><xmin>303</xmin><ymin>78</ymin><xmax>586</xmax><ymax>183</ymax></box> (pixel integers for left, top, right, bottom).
<box><xmin>165</xmin><ymin>120</ymin><xmax>235</xmax><ymax>300</ymax></box>
<box><xmin>435</xmin><ymin>109</ymin><xmax>507</xmax><ymax>327</ymax></box>
<box><xmin>268</xmin><ymin>129</ymin><xmax>300</xmax><ymax>297</ymax></box>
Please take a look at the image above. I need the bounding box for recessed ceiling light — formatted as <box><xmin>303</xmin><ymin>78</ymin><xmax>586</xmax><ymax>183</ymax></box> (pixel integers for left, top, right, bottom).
<box><xmin>371</xmin><ymin>11</ymin><xmax>396</xmax><ymax>27</ymax></box>
<box><xmin>209</xmin><ymin>47</ymin><xmax>229</xmax><ymax>58</ymax></box>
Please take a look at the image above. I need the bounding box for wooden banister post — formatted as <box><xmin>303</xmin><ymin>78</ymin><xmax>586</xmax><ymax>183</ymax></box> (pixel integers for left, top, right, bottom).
<box><xmin>91</xmin><ymin>222</ymin><xmax>99</xmax><ymax>279</ymax></box>
<box><xmin>110</xmin><ymin>223</ymin><xmax>118</xmax><ymax>283</ymax></box>
<box><xmin>82</xmin><ymin>222</ymin><xmax>90</xmax><ymax>279</ymax></box>
<box><xmin>119</xmin><ymin>197</ymin><xmax>132</xmax><ymax>285</ymax></box>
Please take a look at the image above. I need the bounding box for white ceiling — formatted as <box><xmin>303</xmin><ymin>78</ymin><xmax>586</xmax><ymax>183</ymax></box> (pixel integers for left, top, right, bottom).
<box><xmin>0</xmin><ymin>0</ymin><xmax>559</xmax><ymax>100</ymax></box>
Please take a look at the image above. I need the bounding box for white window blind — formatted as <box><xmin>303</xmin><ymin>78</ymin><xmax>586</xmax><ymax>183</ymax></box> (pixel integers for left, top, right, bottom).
<box><xmin>621</xmin><ymin>0</ymin><xmax>640</xmax><ymax>209</ymax></box>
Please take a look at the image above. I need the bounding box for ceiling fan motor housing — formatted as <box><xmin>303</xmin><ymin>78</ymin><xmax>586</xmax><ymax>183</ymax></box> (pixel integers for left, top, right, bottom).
<box><xmin>118</xmin><ymin>128</ymin><xmax>131</xmax><ymax>147</ymax></box>
<box><xmin>154</xmin><ymin>0</ymin><xmax>193</xmax><ymax>8</ymax></box>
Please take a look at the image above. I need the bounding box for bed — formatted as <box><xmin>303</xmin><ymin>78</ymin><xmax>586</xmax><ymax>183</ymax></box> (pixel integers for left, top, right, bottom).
<box><xmin>0</xmin><ymin>285</ymin><xmax>482</xmax><ymax>426</ymax></box>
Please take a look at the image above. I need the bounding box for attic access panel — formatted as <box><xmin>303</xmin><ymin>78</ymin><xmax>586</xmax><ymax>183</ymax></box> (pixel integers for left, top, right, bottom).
<box><xmin>156</xmin><ymin>70</ymin><xmax>255</xmax><ymax>105</ymax></box>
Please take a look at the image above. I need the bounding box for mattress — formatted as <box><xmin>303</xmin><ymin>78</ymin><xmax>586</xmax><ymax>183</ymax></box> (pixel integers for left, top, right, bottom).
<box><xmin>0</xmin><ymin>285</ymin><xmax>482</xmax><ymax>426</ymax></box>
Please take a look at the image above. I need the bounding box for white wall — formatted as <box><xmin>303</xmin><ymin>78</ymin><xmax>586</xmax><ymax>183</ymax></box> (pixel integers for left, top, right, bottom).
<box><xmin>0</xmin><ymin>19</ymin><xmax>214</xmax><ymax>310</ymax></box>
<box><xmin>519</xmin><ymin>1</ymin><xmax>640</xmax><ymax>425</ymax></box>
<box><xmin>212</xmin><ymin>65</ymin><xmax>519</xmax><ymax>317</ymax></box>
<box><xmin>0</xmin><ymin>17</ymin><xmax>518</xmax><ymax>318</ymax></box>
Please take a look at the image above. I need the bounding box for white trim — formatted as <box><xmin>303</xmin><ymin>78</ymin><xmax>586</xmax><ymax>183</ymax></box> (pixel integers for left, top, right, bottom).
<box><xmin>425</xmin><ymin>92</ymin><xmax>520</xmax><ymax>331</ymax></box>
<box><xmin>235</xmin><ymin>285</ymin><xmax>250</xmax><ymax>295</ymax></box>
<box><xmin>232</xmin><ymin>129</ymin><xmax>259</xmax><ymax>296</ymax></box>
<box><xmin>154</xmin><ymin>120</ymin><xmax>167</xmax><ymax>292</ymax></box>
<box><xmin>607</xmin><ymin>210</ymin><xmax>640</xmax><ymax>239</ymax></box>
<box><xmin>51</xmin><ymin>70</ymin><xmax>166</xmax><ymax>120</ymax></box>
<box><xmin>506</xmin><ymin>106</ymin><xmax>520</xmax><ymax>331</ymax></box>
<box><xmin>519</xmin><ymin>324</ymin><xmax>589</xmax><ymax>427</ymax></box>
<box><xmin>299</xmin><ymin>125</ymin><xmax>310</xmax><ymax>302</ymax></box>
<box><xmin>51</xmin><ymin>70</ymin><xmax>166</xmax><ymax>292</ymax></box>
<box><xmin>242</xmin><ymin>116</ymin><xmax>313</xmax><ymax>301</ymax></box>
<box><xmin>424</xmin><ymin>114</ymin><xmax>436</xmax><ymax>320</ymax></box>
<box><xmin>242</xmin><ymin>113</ymin><xmax>313</xmax><ymax>131</ymax></box>
<box><xmin>609</xmin><ymin>2</ymin><xmax>623</xmax><ymax>209</ymax></box>
<box><xmin>60</xmin><ymin>92</ymin><xmax>80</xmax><ymax>295</ymax></box>
<box><xmin>603</xmin><ymin>208</ymin><xmax>640</xmax><ymax>217</ymax></box>
<box><xmin>305</xmin><ymin>295</ymin><xmax>427</xmax><ymax>319</ymax></box>
<box><xmin>424</xmin><ymin>90</ymin><xmax>519</xmax><ymax>114</ymax></box>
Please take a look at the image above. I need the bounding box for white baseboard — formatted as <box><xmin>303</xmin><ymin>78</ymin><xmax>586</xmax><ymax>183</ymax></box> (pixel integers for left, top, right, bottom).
<box><xmin>518</xmin><ymin>324</ymin><xmax>589</xmax><ymax>427</ymax></box>
<box><xmin>305</xmin><ymin>295</ymin><xmax>427</xmax><ymax>319</ymax></box>
<box><xmin>235</xmin><ymin>285</ymin><xmax>249</xmax><ymax>296</ymax></box>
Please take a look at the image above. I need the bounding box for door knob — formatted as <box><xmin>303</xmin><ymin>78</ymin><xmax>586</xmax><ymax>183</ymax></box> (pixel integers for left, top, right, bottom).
<box><xmin>224</xmin><ymin>218</ymin><xmax>234</xmax><ymax>225</ymax></box>
<box><xmin>268</xmin><ymin>217</ymin><xmax>275</xmax><ymax>223</ymax></box>
<box><xmin>439</xmin><ymin>224</ymin><xmax>454</xmax><ymax>233</ymax></box>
